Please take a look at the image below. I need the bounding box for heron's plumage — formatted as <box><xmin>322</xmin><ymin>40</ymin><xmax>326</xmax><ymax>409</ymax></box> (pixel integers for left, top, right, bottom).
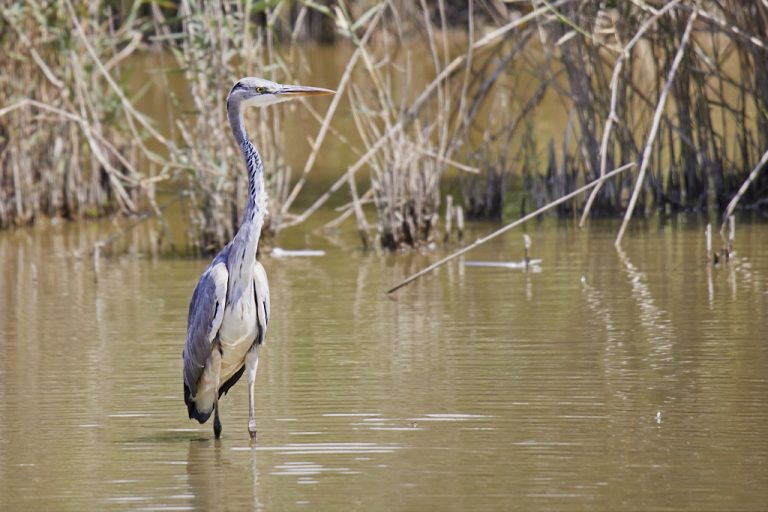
<box><xmin>254</xmin><ymin>260</ymin><xmax>271</xmax><ymax>345</ymax></box>
<box><xmin>182</xmin><ymin>249</ymin><xmax>271</xmax><ymax>423</ymax></box>
<box><xmin>182</xmin><ymin>249</ymin><xmax>230</xmax><ymax>421</ymax></box>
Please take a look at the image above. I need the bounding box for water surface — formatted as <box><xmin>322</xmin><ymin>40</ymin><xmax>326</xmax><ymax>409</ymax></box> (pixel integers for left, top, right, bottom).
<box><xmin>0</xmin><ymin>218</ymin><xmax>767</xmax><ymax>510</ymax></box>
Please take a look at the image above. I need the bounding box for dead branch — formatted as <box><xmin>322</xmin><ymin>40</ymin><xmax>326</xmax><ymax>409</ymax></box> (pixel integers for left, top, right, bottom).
<box><xmin>387</xmin><ymin>162</ymin><xmax>635</xmax><ymax>294</ymax></box>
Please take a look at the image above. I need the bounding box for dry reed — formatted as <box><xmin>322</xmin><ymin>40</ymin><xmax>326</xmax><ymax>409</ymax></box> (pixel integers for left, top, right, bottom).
<box><xmin>3</xmin><ymin>1</ymin><xmax>768</xmax><ymax>257</ymax></box>
<box><xmin>160</xmin><ymin>0</ymin><xmax>299</xmax><ymax>254</ymax></box>
<box><xmin>0</xmin><ymin>1</ymin><xmax>151</xmax><ymax>228</ymax></box>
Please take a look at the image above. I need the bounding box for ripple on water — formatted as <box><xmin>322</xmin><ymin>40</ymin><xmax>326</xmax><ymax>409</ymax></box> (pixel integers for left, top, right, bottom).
<box><xmin>231</xmin><ymin>442</ymin><xmax>401</xmax><ymax>456</ymax></box>
<box><xmin>2</xmin><ymin>221</ymin><xmax>768</xmax><ymax>511</ymax></box>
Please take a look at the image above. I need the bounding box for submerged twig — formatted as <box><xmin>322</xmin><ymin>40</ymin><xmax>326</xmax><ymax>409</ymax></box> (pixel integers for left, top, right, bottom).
<box><xmin>386</xmin><ymin>163</ymin><xmax>635</xmax><ymax>294</ymax></box>
<box><xmin>524</xmin><ymin>233</ymin><xmax>532</xmax><ymax>270</ymax></box>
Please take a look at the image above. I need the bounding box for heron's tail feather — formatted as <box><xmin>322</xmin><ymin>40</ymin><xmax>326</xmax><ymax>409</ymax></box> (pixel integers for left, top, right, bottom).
<box><xmin>183</xmin><ymin>365</ymin><xmax>244</xmax><ymax>424</ymax></box>
<box><xmin>219</xmin><ymin>365</ymin><xmax>245</xmax><ymax>398</ymax></box>
<box><xmin>184</xmin><ymin>383</ymin><xmax>213</xmax><ymax>424</ymax></box>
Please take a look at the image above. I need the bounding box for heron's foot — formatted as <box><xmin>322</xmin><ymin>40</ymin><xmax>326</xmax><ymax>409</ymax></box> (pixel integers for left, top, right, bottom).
<box><xmin>214</xmin><ymin>417</ymin><xmax>222</xmax><ymax>439</ymax></box>
<box><xmin>248</xmin><ymin>419</ymin><xmax>257</xmax><ymax>440</ymax></box>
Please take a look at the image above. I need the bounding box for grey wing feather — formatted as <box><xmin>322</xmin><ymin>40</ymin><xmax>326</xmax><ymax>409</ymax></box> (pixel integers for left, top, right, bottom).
<box><xmin>183</xmin><ymin>253</ymin><xmax>229</xmax><ymax>398</ymax></box>
<box><xmin>254</xmin><ymin>260</ymin><xmax>270</xmax><ymax>345</ymax></box>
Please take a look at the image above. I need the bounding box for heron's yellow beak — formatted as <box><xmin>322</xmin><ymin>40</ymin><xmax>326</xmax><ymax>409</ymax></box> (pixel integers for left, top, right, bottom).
<box><xmin>277</xmin><ymin>85</ymin><xmax>335</xmax><ymax>97</ymax></box>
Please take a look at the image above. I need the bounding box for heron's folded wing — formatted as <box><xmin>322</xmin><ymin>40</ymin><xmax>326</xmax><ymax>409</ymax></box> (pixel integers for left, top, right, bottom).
<box><xmin>253</xmin><ymin>260</ymin><xmax>270</xmax><ymax>345</ymax></box>
<box><xmin>183</xmin><ymin>261</ymin><xmax>229</xmax><ymax>397</ymax></box>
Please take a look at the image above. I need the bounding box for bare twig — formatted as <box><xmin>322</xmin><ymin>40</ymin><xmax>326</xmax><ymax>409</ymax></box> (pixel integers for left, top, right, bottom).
<box><xmin>615</xmin><ymin>13</ymin><xmax>696</xmax><ymax>247</ymax></box>
<box><xmin>64</xmin><ymin>0</ymin><xmax>170</xmax><ymax>148</ymax></box>
<box><xmin>279</xmin><ymin>4</ymin><xmax>385</xmax><ymax>218</ymax></box>
<box><xmin>283</xmin><ymin>1</ymin><xmax>571</xmax><ymax>229</ymax></box>
<box><xmin>684</xmin><ymin>4</ymin><xmax>768</xmax><ymax>52</ymax></box>
<box><xmin>0</xmin><ymin>99</ymin><xmax>144</xmax><ymax>188</ymax></box>
<box><xmin>387</xmin><ymin>163</ymin><xmax>635</xmax><ymax>294</ymax></box>
<box><xmin>721</xmin><ymin>147</ymin><xmax>768</xmax><ymax>232</ymax></box>
<box><xmin>579</xmin><ymin>0</ymin><xmax>681</xmax><ymax>227</ymax></box>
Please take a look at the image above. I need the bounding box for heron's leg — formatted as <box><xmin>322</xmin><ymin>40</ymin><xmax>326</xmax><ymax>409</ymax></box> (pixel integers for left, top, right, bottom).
<box><xmin>246</xmin><ymin>346</ymin><xmax>260</xmax><ymax>440</ymax></box>
<box><xmin>213</xmin><ymin>404</ymin><xmax>222</xmax><ymax>439</ymax></box>
<box><xmin>211</xmin><ymin>348</ymin><xmax>223</xmax><ymax>439</ymax></box>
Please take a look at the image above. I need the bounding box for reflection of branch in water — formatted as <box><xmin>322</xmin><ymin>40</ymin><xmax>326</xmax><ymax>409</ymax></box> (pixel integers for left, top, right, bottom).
<box><xmin>616</xmin><ymin>248</ymin><xmax>674</xmax><ymax>366</ymax></box>
<box><xmin>733</xmin><ymin>254</ymin><xmax>761</xmax><ymax>292</ymax></box>
<box><xmin>723</xmin><ymin>248</ymin><xmax>765</xmax><ymax>300</ymax></box>
<box><xmin>729</xmin><ymin>259</ymin><xmax>737</xmax><ymax>299</ymax></box>
<box><xmin>580</xmin><ymin>277</ymin><xmax>630</xmax><ymax>401</ymax></box>
<box><xmin>354</xmin><ymin>253</ymin><xmax>371</xmax><ymax>319</ymax></box>
<box><xmin>581</xmin><ymin>278</ymin><xmax>621</xmax><ymax>346</ymax></box>
<box><xmin>526</xmin><ymin>273</ymin><xmax>533</xmax><ymax>302</ymax></box>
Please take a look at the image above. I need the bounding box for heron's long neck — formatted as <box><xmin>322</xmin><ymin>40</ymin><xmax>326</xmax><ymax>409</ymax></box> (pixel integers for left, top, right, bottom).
<box><xmin>227</xmin><ymin>99</ymin><xmax>266</xmax><ymax>288</ymax></box>
<box><xmin>239</xmin><ymin>138</ymin><xmax>266</xmax><ymax>223</ymax></box>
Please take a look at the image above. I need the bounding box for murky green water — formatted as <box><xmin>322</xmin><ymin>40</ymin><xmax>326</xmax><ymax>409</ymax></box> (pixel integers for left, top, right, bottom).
<box><xmin>1</xmin><ymin>216</ymin><xmax>766</xmax><ymax>510</ymax></box>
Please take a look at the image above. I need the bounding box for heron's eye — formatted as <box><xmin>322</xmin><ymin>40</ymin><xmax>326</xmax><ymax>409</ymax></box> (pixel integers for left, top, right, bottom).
<box><xmin>255</xmin><ymin>86</ymin><xmax>266</xmax><ymax>94</ymax></box>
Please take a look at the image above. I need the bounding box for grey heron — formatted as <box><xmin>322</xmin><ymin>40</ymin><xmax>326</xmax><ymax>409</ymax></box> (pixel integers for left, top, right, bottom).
<box><xmin>182</xmin><ymin>77</ymin><xmax>334</xmax><ymax>439</ymax></box>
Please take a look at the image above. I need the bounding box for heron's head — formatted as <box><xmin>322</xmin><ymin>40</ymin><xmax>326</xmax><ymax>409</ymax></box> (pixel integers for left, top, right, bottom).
<box><xmin>226</xmin><ymin>77</ymin><xmax>334</xmax><ymax>109</ymax></box>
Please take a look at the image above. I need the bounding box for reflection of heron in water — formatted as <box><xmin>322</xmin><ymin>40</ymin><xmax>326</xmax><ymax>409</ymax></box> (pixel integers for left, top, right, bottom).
<box><xmin>186</xmin><ymin>440</ymin><xmax>263</xmax><ymax>511</ymax></box>
<box><xmin>182</xmin><ymin>78</ymin><xmax>334</xmax><ymax>439</ymax></box>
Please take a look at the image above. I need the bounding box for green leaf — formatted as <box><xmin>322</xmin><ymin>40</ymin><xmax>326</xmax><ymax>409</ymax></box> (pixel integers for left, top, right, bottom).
<box><xmin>250</xmin><ymin>0</ymin><xmax>282</xmax><ymax>14</ymax></box>
<box><xmin>298</xmin><ymin>0</ymin><xmax>332</xmax><ymax>17</ymax></box>
<box><xmin>351</xmin><ymin>3</ymin><xmax>383</xmax><ymax>31</ymax></box>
